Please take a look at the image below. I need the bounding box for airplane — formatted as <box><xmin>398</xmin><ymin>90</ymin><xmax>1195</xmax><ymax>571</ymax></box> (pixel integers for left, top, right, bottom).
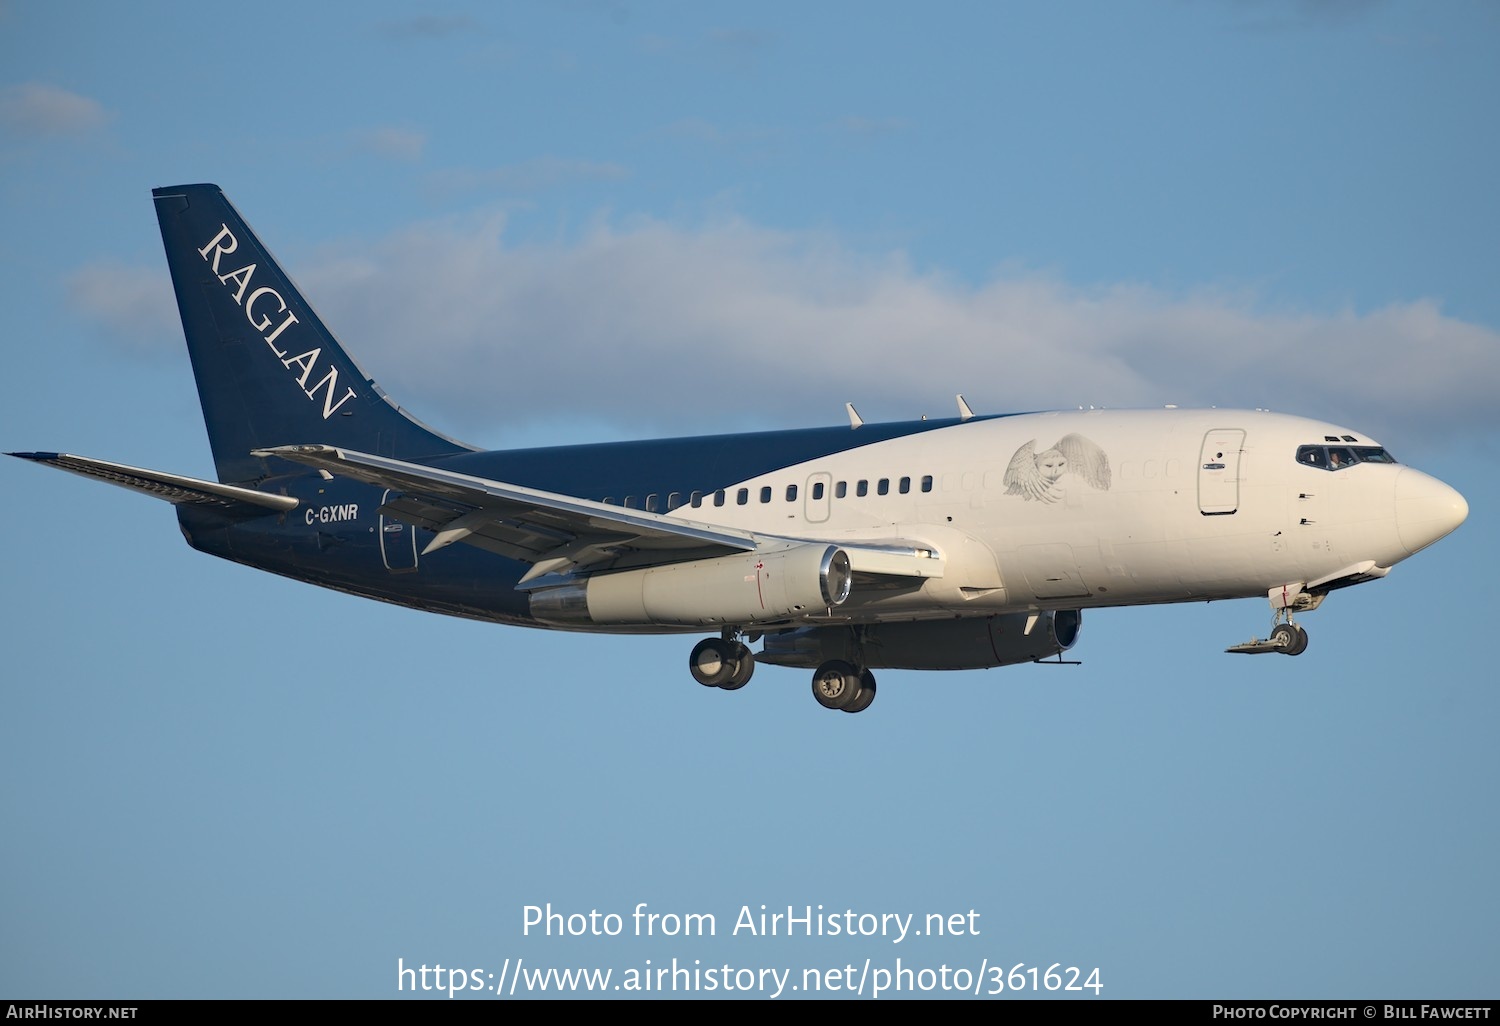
<box><xmin>9</xmin><ymin>184</ymin><xmax>1470</xmax><ymax>713</ymax></box>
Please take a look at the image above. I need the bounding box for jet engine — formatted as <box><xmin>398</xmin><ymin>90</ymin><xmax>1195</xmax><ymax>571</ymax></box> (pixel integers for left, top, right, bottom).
<box><xmin>529</xmin><ymin>544</ymin><xmax>852</xmax><ymax>628</ymax></box>
<box><xmin>758</xmin><ymin>610</ymin><xmax>1082</xmax><ymax>670</ymax></box>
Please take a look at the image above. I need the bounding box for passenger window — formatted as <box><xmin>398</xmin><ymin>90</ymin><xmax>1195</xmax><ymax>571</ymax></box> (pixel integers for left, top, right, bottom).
<box><xmin>667</xmin><ymin>491</ymin><xmax>681</xmax><ymax>509</ymax></box>
<box><xmin>877</xmin><ymin>478</ymin><xmax>890</xmax><ymax>495</ymax></box>
<box><xmin>857</xmin><ymin>480</ymin><xmax>869</xmax><ymax>497</ymax></box>
<box><xmin>759</xmin><ymin>486</ymin><xmax>772</xmax><ymax>503</ymax></box>
<box><xmin>646</xmin><ymin>494</ymin><xmax>659</xmax><ymax>512</ymax></box>
<box><xmin>690</xmin><ymin>491</ymin><xmax>703</xmax><ymax>508</ymax></box>
<box><xmin>624</xmin><ymin>496</ymin><xmax>638</xmax><ymax>509</ymax></box>
<box><xmin>786</xmin><ymin>484</ymin><xmax>798</xmax><ymax>501</ymax></box>
<box><xmin>812</xmin><ymin>482</ymin><xmax>824</xmax><ymax>500</ymax></box>
<box><xmin>899</xmin><ymin>476</ymin><xmax>911</xmax><ymax>494</ymax></box>
<box><xmin>921</xmin><ymin>475</ymin><xmax>933</xmax><ymax>493</ymax></box>
<box><xmin>836</xmin><ymin>481</ymin><xmax>847</xmax><ymax>498</ymax></box>
<box><xmin>714</xmin><ymin>490</ymin><xmax>726</xmax><ymax>507</ymax></box>
<box><xmin>737</xmin><ymin>488</ymin><xmax>749</xmax><ymax>505</ymax></box>
<box><xmin>603</xmin><ymin>497</ymin><xmax>615</xmax><ymax>505</ymax></box>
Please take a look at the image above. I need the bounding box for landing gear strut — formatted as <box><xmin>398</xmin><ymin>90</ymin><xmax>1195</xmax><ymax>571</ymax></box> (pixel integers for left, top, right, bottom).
<box><xmin>1226</xmin><ymin>583</ymin><xmax>1318</xmax><ymax>656</ymax></box>
<box><xmin>811</xmin><ymin>660</ymin><xmax>877</xmax><ymax>713</ymax></box>
<box><xmin>689</xmin><ymin>633</ymin><xmax>755</xmax><ymax>689</ymax></box>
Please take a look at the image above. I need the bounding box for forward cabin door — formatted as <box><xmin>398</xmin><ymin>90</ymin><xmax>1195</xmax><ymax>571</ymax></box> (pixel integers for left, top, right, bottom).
<box><xmin>1198</xmin><ymin>429</ymin><xmax>1245</xmax><ymax>515</ymax></box>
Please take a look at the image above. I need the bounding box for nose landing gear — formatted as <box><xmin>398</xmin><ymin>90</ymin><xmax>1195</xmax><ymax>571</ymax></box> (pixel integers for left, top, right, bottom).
<box><xmin>1227</xmin><ymin>582</ymin><xmax>1318</xmax><ymax>656</ymax></box>
<box><xmin>1268</xmin><ymin>621</ymin><xmax>1309</xmax><ymax>656</ymax></box>
<box><xmin>1226</xmin><ymin>617</ymin><xmax>1309</xmax><ymax>656</ymax></box>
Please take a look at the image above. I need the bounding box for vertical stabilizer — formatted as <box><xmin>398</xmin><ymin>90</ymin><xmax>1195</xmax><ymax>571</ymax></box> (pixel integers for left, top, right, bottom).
<box><xmin>152</xmin><ymin>184</ymin><xmax>470</xmax><ymax>484</ymax></box>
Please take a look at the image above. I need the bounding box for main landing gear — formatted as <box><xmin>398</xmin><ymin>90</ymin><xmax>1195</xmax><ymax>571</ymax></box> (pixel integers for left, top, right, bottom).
<box><xmin>810</xmin><ymin>659</ymin><xmax>877</xmax><ymax>714</ymax></box>
<box><xmin>688</xmin><ymin>634</ymin><xmax>879</xmax><ymax>712</ymax></box>
<box><xmin>689</xmin><ymin>633</ymin><xmax>755</xmax><ymax>690</ymax></box>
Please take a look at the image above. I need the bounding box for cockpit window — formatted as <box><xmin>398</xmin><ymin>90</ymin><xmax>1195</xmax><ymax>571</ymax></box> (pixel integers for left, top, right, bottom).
<box><xmin>1298</xmin><ymin>446</ymin><xmax>1327</xmax><ymax>468</ymax></box>
<box><xmin>1296</xmin><ymin>445</ymin><xmax>1398</xmax><ymax>471</ymax></box>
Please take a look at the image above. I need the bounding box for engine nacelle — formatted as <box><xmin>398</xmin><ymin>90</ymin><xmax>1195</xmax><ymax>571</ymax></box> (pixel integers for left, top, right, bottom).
<box><xmin>758</xmin><ymin>610</ymin><xmax>1081</xmax><ymax>670</ymax></box>
<box><xmin>529</xmin><ymin>544</ymin><xmax>852</xmax><ymax>628</ymax></box>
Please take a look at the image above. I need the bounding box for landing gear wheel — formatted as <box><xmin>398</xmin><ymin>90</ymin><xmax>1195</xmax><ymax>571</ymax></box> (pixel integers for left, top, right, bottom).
<box><xmin>1270</xmin><ymin>623</ymin><xmax>1308</xmax><ymax>656</ymax></box>
<box><xmin>720</xmin><ymin>642</ymin><xmax>755</xmax><ymax>690</ymax></box>
<box><xmin>1286</xmin><ymin>625</ymin><xmax>1309</xmax><ymax>657</ymax></box>
<box><xmin>689</xmin><ymin>638</ymin><xmax>737</xmax><ymax>687</ymax></box>
<box><xmin>811</xmin><ymin>659</ymin><xmax>862</xmax><ymax>710</ymax></box>
<box><xmin>842</xmin><ymin>670</ymin><xmax>877</xmax><ymax>714</ymax></box>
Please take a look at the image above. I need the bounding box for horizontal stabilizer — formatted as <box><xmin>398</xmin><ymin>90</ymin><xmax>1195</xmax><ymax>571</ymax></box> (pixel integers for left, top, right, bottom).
<box><xmin>7</xmin><ymin>452</ymin><xmax>299</xmax><ymax>515</ymax></box>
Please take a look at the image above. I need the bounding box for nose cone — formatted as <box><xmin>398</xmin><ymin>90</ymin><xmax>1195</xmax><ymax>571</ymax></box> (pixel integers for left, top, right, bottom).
<box><xmin>1395</xmin><ymin>468</ymin><xmax>1469</xmax><ymax>556</ymax></box>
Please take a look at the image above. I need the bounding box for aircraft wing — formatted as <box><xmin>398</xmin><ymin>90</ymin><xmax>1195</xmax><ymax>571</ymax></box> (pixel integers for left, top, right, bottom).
<box><xmin>7</xmin><ymin>452</ymin><xmax>299</xmax><ymax>516</ymax></box>
<box><xmin>254</xmin><ymin>444</ymin><xmax>763</xmax><ymax>581</ymax></box>
<box><xmin>255</xmin><ymin>444</ymin><xmax>946</xmax><ymax>585</ymax></box>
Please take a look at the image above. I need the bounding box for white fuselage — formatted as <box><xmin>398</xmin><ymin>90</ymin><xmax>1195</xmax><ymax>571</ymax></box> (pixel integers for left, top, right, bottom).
<box><xmin>679</xmin><ymin>408</ymin><xmax>1463</xmax><ymax>621</ymax></box>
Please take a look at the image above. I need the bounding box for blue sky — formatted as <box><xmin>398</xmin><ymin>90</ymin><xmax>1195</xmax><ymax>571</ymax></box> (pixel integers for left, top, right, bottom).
<box><xmin>2</xmin><ymin>0</ymin><xmax>1496</xmax><ymax>1000</ymax></box>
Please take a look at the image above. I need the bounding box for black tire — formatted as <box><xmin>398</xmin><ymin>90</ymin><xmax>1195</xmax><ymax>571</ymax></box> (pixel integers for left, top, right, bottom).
<box><xmin>843</xmin><ymin>670</ymin><xmax>877</xmax><ymax>713</ymax></box>
<box><xmin>689</xmin><ymin>638</ymin><xmax>737</xmax><ymax>687</ymax></box>
<box><xmin>1270</xmin><ymin>623</ymin><xmax>1298</xmax><ymax>653</ymax></box>
<box><xmin>1286</xmin><ymin>625</ymin><xmax>1309</xmax><ymax>657</ymax></box>
<box><xmin>811</xmin><ymin>659</ymin><xmax>861</xmax><ymax>710</ymax></box>
<box><xmin>720</xmin><ymin>642</ymin><xmax>755</xmax><ymax>690</ymax></box>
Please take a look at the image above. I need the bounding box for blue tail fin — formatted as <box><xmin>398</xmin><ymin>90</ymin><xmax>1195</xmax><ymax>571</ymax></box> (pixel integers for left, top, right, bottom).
<box><xmin>152</xmin><ymin>184</ymin><xmax>470</xmax><ymax>484</ymax></box>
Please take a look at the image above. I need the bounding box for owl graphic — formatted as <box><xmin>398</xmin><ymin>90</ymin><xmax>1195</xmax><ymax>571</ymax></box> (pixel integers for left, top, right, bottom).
<box><xmin>1003</xmin><ymin>434</ymin><xmax>1112</xmax><ymax>504</ymax></box>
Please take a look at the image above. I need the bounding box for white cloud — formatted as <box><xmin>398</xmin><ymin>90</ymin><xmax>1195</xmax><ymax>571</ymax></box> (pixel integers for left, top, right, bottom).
<box><xmin>67</xmin><ymin>262</ymin><xmax>177</xmax><ymax>355</ymax></box>
<box><xmin>428</xmin><ymin>157</ymin><xmax>629</xmax><ymax>194</ymax></box>
<box><xmin>0</xmin><ymin>82</ymin><xmax>107</xmax><ymax>136</ymax></box>
<box><xmin>354</xmin><ymin>126</ymin><xmax>427</xmax><ymax>162</ymax></box>
<box><xmin>301</xmin><ymin>214</ymin><xmax>1500</xmax><ymax>446</ymax></box>
<box><xmin>74</xmin><ymin>209</ymin><xmax>1500</xmax><ymax>447</ymax></box>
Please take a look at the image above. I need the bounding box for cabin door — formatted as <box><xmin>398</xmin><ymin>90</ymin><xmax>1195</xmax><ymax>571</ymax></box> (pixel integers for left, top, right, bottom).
<box><xmin>805</xmin><ymin>472</ymin><xmax>833</xmax><ymax>523</ymax></box>
<box><xmin>1198</xmin><ymin>429</ymin><xmax>1245</xmax><ymax>515</ymax></box>
<box><xmin>379</xmin><ymin>489</ymin><xmax>419</xmax><ymax>572</ymax></box>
